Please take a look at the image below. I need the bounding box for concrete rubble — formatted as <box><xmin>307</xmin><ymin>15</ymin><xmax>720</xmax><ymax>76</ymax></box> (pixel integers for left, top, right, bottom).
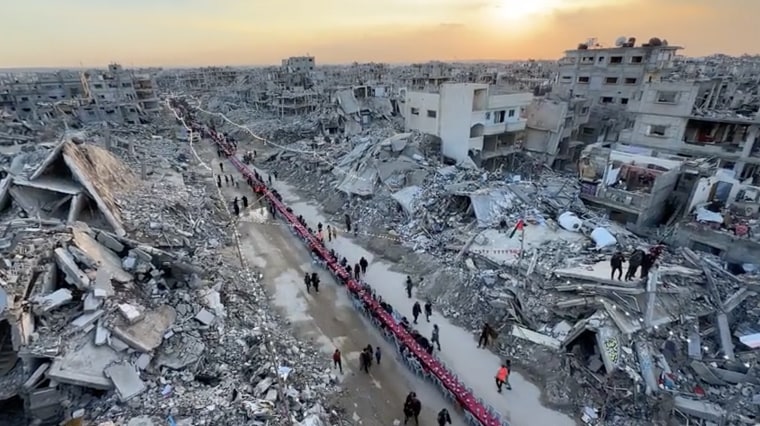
<box><xmin>0</xmin><ymin>121</ymin><xmax>344</xmax><ymax>424</ymax></box>
<box><xmin>1</xmin><ymin>47</ymin><xmax>760</xmax><ymax>426</ymax></box>
<box><xmin>178</xmin><ymin>52</ymin><xmax>760</xmax><ymax>425</ymax></box>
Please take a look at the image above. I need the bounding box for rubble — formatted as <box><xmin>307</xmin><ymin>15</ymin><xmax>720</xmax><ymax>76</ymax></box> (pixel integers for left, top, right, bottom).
<box><xmin>0</xmin><ymin>129</ymin><xmax>342</xmax><ymax>425</ymax></box>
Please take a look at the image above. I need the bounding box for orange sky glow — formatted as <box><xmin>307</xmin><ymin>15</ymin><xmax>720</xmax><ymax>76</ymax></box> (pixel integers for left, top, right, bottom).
<box><xmin>0</xmin><ymin>0</ymin><xmax>756</xmax><ymax>68</ymax></box>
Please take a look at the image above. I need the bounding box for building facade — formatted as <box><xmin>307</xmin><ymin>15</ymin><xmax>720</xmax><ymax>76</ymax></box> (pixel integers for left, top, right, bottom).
<box><xmin>404</xmin><ymin>83</ymin><xmax>532</xmax><ymax>167</ymax></box>
<box><xmin>523</xmin><ymin>96</ymin><xmax>591</xmax><ymax>169</ymax></box>
<box><xmin>554</xmin><ymin>37</ymin><xmax>681</xmax><ymax>142</ymax></box>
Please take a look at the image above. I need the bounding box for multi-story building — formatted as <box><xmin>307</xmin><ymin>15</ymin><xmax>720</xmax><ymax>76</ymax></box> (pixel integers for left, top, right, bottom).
<box><xmin>617</xmin><ymin>80</ymin><xmax>760</xmax><ymax>182</ymax></box>
<box><xmin>282</xmin><ymin>56</ymin><xmax>315</xmax><ymax>73</ymax></box>
<box><xmin>579</xmin><ymin>145</ymin><xmax>683</xmax><ymax>229</ymax></box>
<box><xmin>404</xmin><ymin>83</ymin><xmax>533</xmax><ymax>168</ymax></box>
<box><xmin>554</xmin><ymin>37</ymin><xmax>681</xmax><ymax>142</ymax></box>
<box><xmin>0</xmin><ymin>71</ymin><xmax>83</xmax><ymax>120</ymax></box>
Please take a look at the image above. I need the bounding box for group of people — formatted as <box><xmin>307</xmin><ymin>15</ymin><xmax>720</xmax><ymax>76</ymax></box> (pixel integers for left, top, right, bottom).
<box><xmin>216</xmin><ymin>174</ymin><xmax>240</xmax><ymax>189</ymax></box>
<box><xmin>303</xmin><ymin>272</ymin><xmax>321</xmax><ymax>293</ymax></box>
<box><xmin>609</xmin><ymin>245</ymin><xmax>665</xmax><ymax>281</ymax></box>
<box><xmin>402</xmin><ymin>392</ymin><xmax>452</xmax><ymax>426</ymax></box>
<box><xmin>411</xmin><ymin>300</ymin><xmax>433</xmax><ymax>324</ymax></box>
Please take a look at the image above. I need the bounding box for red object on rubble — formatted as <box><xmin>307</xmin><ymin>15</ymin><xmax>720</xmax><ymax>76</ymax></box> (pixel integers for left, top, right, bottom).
<box><xmin>197</xmin><ymin>125</ymin><xmax>504</xmax><ymax>426</ymax></box>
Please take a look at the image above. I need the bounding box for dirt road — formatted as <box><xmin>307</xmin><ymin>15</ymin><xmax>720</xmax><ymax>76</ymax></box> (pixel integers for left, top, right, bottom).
<box><xmin>196</xmin><ymin>142</ymin><xmax>462</xmax><ymax>425</ymax></box>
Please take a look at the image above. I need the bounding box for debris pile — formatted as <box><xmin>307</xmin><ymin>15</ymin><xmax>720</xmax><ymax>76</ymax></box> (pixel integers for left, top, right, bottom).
<box><xmin>0</xmin><ymin>132</ymin><xmax>342</xmax><ymax>425</ymax></box>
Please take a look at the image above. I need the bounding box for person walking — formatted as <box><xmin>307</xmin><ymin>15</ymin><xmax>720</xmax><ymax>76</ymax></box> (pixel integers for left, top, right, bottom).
<box><xmin>478</xmin><ymin>322</ymin><xmax>492</xmax><ymax>348</ymax></box>
<box><xmin>224</xmin><ymin>175</ymin><xmax>229</xmax><ymax>186</ymax></box>
<box><xmin>403</xmin><ymin>393</ymin><xmax>421</xmax><ymax>425</ymax></box>
<box><xmin>242</xmin><ymin>196</ymin><xmax>248</xmax><ymax>209</ymax></box>
<box><xmin>437</xmin><ymin>408</ymin><xmax>452</xmax><ymax>426</ymax></box>
<box><xmin>311</xmin><ymin>272</ymin><xmax>320</xmax><ymax>293</ymax></box>
<box><xmin>360</xmin><ymin>350</ymin><xmax>371</xmax><ymax>374</ymax></box>
<box><xmin>495</xmin><ymin>360</ymin><xmax>512</xmax><ymax>393</ymax></box>
<box><xmin>327</xmin><ymin>225</ymin><xmax>332</xmax><ymax>242</ymax></box>
<box><xmin>219</xmin><ymin>162</ymin><xmax>224</xmax><ymax>173</ymax></box>
<box><xmin>431</xmin><ymin>324</ymin><xmax>441</xmax><ymax>351</ymax></box>
<box><xmin>330</xmin><ymin>226</ymin><xmax>337</xmax><ymax>240</ymax></box>
<box><xmin>405</xmin><ymin>276</ymin><xmax>413</xmax><ymax>298</ymax></box>
<box><xmin>332</xmin><ymin>349</ymin><xmax>343</xmax><ymax>374</ymax></box>
<box><xmin>375</xmin><ymin>346</ymin><xmax>382</xmax><ymax>365</ymax></box>
<box><xmin>216</xmin><ymin>175</ymin><xmax>222</xmax><ymax>188</ymax></box>
<box><xmin>304</xmin><ymin>273</ymin><xmax>312</xmax><ymax>293</ymax></box>
<box><xmin>412</xmin><ymin>302</ymin><xmax>422</xmax><ymax>324</ymax></box>
<box><xmin>424</xmin><ymin>301</ymin><xmax>433</xmax><ymax>322</ymax></box>
<box><xmin>610</xmin><ymin>250</ymin><xmax>624</xmax><ymax>280</ymax></box>
<box><xmin>232</xmin><ymin>199</ymin><xmax>240</xmax><ymax>216</ymax></box>
<box><xmin>359</xmin><ymin>257</ymin><xmax>369</xmax><ymax>275</ymax></box>
<box><xmin>354</xmin><ymin>263</ymin><xmax>361</xmax><ymax>281</ymax></box>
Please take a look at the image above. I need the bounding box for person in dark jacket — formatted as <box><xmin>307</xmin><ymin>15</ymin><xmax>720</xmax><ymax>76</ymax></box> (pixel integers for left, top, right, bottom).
<box><xmin>403</xmin><ymin>393</ymin><xmax>419</xmax><ymax>425</ymax></box>
<box><xmin>242</xmin><ymin>196</ymin><xmax>248</xmax><ymax>209</ymax></box>
<box><xmin>311</xmin><ymin>272</ymin><xmax>320</xmax><ymax>293</ymax></box>
<box><xmin>610</xmin><ymin>250</ymin><xmax>625</xmax><ymax>280</ymax></box>
<box><xmin>360</xmin><ymin>350</ymin><xmax>371</xmax><ymax>373</ymax></box>
<box><xmin>344</xmin><ymin>214</ymin><xmax>352</xmax><ymax>232</ymax></box>
<box><xmin>431</xmin><ymin>324</ymin><xmax>441</xmax><ymax>351</ymax></box>
<box><xmin>478</xmin><ymin>322</ymin><xmax>492</xmax><ymax>348</ymax></box>
<box><xmin>359</xmin><ymin>257</ymin><xmax>369</xmax><ymax>274</ymax></box>
<box><xmin>405</xmin><ymin>276</ymin><xmax>413</xmax><ymax>298</ymax></box>
<box><xmin>412</xmin><ymin>301</ymin><xmax>422</xmax><ymax>324</ymax></box>
<box><xmin>232</xmin><ymin>199</ymin><xmax>240</xmax><ymax>216</ymax></box>
<box><xmin>626</xmin><ymin>249</ymin><xmax>645</xmax><ymax>281</ymax></box>
<box><xmin>437</xmin><ymin>408</ymin><xmax>452</xmax><ymax>425</ymax></box>
<box><xmin>216</xmin><ymin>175</ymin><xmax>222</xmax><ymax>188</ymax></box>
<box><xmin>640</xmin><ymin>252</ymin><xmax>654</xmax><ymax>278</ymax></box>
<box><xmin>375</xmin><ymin>346</ymin><xmax>381</xmax><ymax>365</ymax></box>
<box><xmin>424</xmin><ymin>301</ymin><xmax>433</xmax><ymax>322</ymax></box>
<box><xmin>304</xmin><ymin>273</ymin><xmax>312</xmax><ymax>293</ymax></box>
<box><xmin>354</xmin><ymin>263</ymin><xmax>361</xmax><ymax>281</ymax></box>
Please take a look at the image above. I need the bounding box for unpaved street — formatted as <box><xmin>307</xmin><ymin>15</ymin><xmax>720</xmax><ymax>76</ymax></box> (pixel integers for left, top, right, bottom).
<box><xmin>197</xmin><ymin>141</ymin><xmax>462</xmax><ymax>425</ymax></box>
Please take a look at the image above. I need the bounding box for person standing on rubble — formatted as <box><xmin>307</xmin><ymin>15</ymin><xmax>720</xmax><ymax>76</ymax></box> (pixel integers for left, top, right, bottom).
<box><xmin>424</xmin><ymin>301</ymin><xmax>433</xmax><ymax>322</ymax></box>
<box><xmin>478</xmin><ymin>322</ymin><xmax>492</xmax><ymax>348</ymax></box>
<box><xmin>304</xmin><ymin>272</ymin><xmax>312</xmax><ymax>293</ymax></box>
<box><xmin>626</xmin><ymin>249</ymin><xmax>645</xmax><ymax>281</ymax></box>
<box><xmin>354</xmin><ymin>262</ymin><xmax>361</xmax><ymax>281</ymax></box>
<box><xmin>412</xmin><ymin>301</ymin><xmax>422</xmax><ymax>324</ymax></box>
<box><xmin>431</xmin><ymin>324</ymin><xmax>441</xmax><ymax>351</ymax></box>
<box><xmin>610</xmin><ymin>250</ymin><xmax>625</xmax><ymax>280</ymax></box>
<box><xmin>311</xmin><ymin>272</ymin><xmax>320</xmax><ymax>293</ymax></box>
<box><xmin>359</xmin><ymin>257</ymin><xmax>369</xmax><ymax>275</ymax></box>
<box><xmin>344</xmin><ymin>214</ymin><xmax>352</xmax><ymax>232</ymax></box>
<box><xmin>332</xmin><ymin>348</ymin><xmax>343</xmax><ymax>374</ymax></box>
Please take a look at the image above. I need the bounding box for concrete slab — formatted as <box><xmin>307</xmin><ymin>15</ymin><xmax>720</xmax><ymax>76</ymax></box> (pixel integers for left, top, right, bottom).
<box><xmin>83</xmin><ymin>293</ymin><xmax>103</xmax><ymax>312</ymax></box>
<box><xmin>111</xmin><ymin>305</ymin><xmax>176</xmax><ymax>353</ymax></box>
<box><xmin>96</xmin><ymin>231</ymin><xmax>125</xmax><ymax>253</ymax></box>
<box><xmin>33</xmin><ymin>288</ymin><xmax>73</xmax><ymax>313</ymax></box>
<box><xmin>716</xmin><ymin>313</ymin><xmax>735</xmax><ymax>360</ymax></box>
<box><xmin>95</xmin><ymin>322</ymin><xmax>110</xmax><ymax>346</ymax></box>
<box><xmin>71</xmin><ymin>309</ymin><xmax>104</xmax><ymax>330</ymax></box>
<box><xmin>118</xmin><ymin>303</ymin><xmax>143</xmax><ymax>324</ymax></box>
<box><xmin>93</xmin><ymin>268</ymin><xmax>115</xmax><ymax>297</ymax></box>
<box><xmin>71</xmin><ymin>228</ymin><xmax>132</xmax><ymax>283</ymax></box>
<box><xmin>135</xmin><ymin>353</ymin><xmax>152</xmax><ymax>370</ymax></box>
<box><xmin>674</xmin><ymin>396</ymin><xmax>726</xmax><ymax>423</ymax></box>
<box><xmin>511</xmin><ymin>325</ymin><xmax>561</xmax><ymax>349</ymax></box>
<box><xmin>54</xmin><ymin>247</ymin><xmax>90</xmax><ymax>290</ymax></box>
<box><xmin>22</xmin><ymin>362</ymin><xmax>50</xmax><ymax>390</ymax></box>
<box><xmin>554</xmin><ymin>261</ymin><xmax>642</xmax><ymax>286</ymax></box>
<box><xmin>104</xmin><ymin>363</ymin><xmax>145</xmax><ymax>401</ymax></box>
<box><xmin>48</xmin><ymin>337</ymin><xmax>120</xmax><ymax>390</ymax></box>
<box><xmin>194</xmin><ymin>308</ymin><xmax>215</xmax><ymax>326</ymax></box>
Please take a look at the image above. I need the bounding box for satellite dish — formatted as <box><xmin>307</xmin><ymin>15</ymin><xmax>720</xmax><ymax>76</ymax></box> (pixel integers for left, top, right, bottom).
<box><xmin>615</xmin><ymin>36</ymin><xmax>627</xmax><ymax>47</ymax></box>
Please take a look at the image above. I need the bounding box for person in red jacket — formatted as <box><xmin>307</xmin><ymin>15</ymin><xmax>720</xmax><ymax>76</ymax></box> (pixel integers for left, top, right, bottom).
<box><xmin>332</xmin><ymin>349</ymin><xmax>343</xmax><ymax>374</ymax></box>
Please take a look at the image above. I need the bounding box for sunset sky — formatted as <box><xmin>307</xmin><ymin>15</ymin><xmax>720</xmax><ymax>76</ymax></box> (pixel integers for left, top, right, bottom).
<box><xmin>0</xmin><ymin>0</ymin><xmax>756</xmax><ymax>68</ymax></box>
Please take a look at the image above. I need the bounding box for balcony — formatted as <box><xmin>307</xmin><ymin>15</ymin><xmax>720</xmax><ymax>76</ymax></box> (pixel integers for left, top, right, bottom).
<box><xmin>468</xmin><ymin>136</ymin><xmax>484</xmax><ymax>151</ymax></box>
<box><xmin>597</xmin><ymin>187</ymin><xmax>650</xmax><ymax>209</ymax></box>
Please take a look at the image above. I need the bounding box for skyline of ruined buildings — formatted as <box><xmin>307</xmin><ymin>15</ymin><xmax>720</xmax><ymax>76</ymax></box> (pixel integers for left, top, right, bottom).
<box><xmin>1</xmin><ymin>38</ymin><xmax>760</xmax><ymax>266</ymax></box>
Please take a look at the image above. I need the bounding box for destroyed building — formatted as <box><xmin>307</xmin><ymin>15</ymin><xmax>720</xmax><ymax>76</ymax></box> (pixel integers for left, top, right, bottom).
<box><xmin>403</xmin><ymin>83</ymin><xmax>533</xmax><ymax>168</ymax></box>
<box><xmin>554</xmin><ymin>36</ymin><xmax>682</xmax><ymax>143</ymax></box>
